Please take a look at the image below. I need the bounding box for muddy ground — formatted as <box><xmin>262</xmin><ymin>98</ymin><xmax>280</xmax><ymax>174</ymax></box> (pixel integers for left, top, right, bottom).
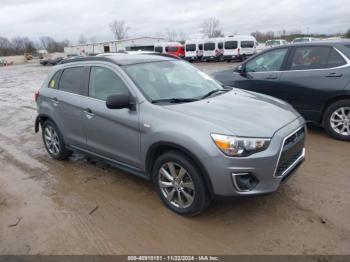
<box><xmin>0</xmin><ymin>61</ymin><xmax>349</xmax><ymax>255</ymax></box>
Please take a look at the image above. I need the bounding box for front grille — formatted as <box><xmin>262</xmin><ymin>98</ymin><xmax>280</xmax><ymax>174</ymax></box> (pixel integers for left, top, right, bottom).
<box><xmin>275</xmin><ymin>127</ymin><xmax>305</xmax><ymax>177</ymax></box>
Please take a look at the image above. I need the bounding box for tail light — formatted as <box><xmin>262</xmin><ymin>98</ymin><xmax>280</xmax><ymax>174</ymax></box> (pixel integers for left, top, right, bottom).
<box><xmin>34</xmin><ymin>90</ymin><xmax>40</xmax><ymax>102</ymax></box>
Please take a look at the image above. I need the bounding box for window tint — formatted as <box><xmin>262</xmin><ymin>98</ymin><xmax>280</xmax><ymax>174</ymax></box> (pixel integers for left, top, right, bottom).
<box><xmin>89</xmin><ymin>67</ymin><xmax>129</xmax><ymax>101</ymax></box>
<box><xmin>48</xmin><ymin>70</ymin><xmax>62</xmax><ymax>89</ymax></box>
<box><xmin>225</xmin><ymin>41</ymin><xmax>238</xmax><ymax>49</ymax></box>
<box><xmin>327</xmin><ymin>49</ymin><xmax>346</xmax><ymax>68</ymax></box>
<box><xmin>59</xmin><ymin>67</ymin><xmax>85</xmax><ymax>95</ymax></box>
<box><xmin>154</xmin><ymin>46</ymin><xmax>163</xmax><ymax>53</ymax></box>
<box><xmin>241</xmin><ymin>41</ymin><xmax>254</xmax><ymax>48</ymax></box>
<box><xmin>245</xmin><ymin>48</ymin><xmax>288</xmax><ymax>72</ymax></box>
<box><xmin>290</xmin><ymin>47</ymin><xmax>330</xmax><ymax>70</ymax></box>
<box><xmin>186</xmin><ymin>44</ymin><xmax>196</xmax><ymax>52</ymax></box>
<box><xmin>218</xmin><ymin>42</ymin><xmax>223</xmax><ymax>49</ymax></box>
<box><xmin>198</xmin><ymin>44</ymin><xmax>203</xmax><ymax>50</ymax></box>
<box><xmin>204</xmin><ymin>43</ymin><xmax>215</xmax><ymax>50</ymax></box>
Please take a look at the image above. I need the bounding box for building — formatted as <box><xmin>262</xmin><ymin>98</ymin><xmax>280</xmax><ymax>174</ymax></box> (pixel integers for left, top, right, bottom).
<box><xmin>64</xmin><ymin>37</ymin><xmax>165</xmax><ymax>56</ymax></box>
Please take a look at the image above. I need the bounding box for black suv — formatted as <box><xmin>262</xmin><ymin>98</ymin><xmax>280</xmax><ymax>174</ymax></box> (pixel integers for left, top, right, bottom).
<box><xmin>213</xmin><ymin>40</ymin><xmax>350</xmax><ymax>140</ymax></box>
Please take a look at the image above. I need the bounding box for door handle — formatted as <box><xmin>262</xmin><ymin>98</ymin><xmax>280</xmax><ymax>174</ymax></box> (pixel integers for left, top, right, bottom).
<box><xmin>84</xmin><ymin>108</ymin><xmax>94</xmax><ymax>119</ymax></box>
<box><xmin>266</xmin><ymin>75</ymin><xmax>278</xmax><ymax>80</ymax></box>
<box><xmin>326</xmin><ymin>72</ymin><xmax>343</xmax><ymax>77</ymax></box>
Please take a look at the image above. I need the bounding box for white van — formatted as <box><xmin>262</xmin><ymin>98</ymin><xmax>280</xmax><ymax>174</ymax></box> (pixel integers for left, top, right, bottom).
<box><xmin>202</xmin><ymin>38</ymin><xmax>224</xmax><ymax>62</ymax></box>
<box><xmin>222</xmin><ymin>35</ymin><xmax>257</xmax><ymax>61</ymax></box>
<box><xmin>184</xmin><ymin>40</ymin><xmax>204</xmax><ymax>62</ymax></box>
<box><xmin>265</xmin><ymin>39</ymin><xmax>288</xmax><ymax>48</ymax></box>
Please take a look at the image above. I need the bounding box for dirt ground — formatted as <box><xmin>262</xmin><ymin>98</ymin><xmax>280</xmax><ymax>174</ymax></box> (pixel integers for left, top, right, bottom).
<box><xmin>0</xmin><ymin>61</ymin><xmax>349</xmax><ymax>255</ymax></box>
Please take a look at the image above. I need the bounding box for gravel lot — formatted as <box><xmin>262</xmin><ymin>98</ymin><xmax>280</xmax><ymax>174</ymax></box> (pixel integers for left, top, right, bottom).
<box><xmin>0</xmin><ymin>61</ymin><xmax>349</xmax><ymax>255</ymax></box>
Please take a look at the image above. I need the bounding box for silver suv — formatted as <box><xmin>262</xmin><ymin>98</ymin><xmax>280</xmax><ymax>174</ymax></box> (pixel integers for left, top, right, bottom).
<box><xmin>35</xmin><ymin>55</ymin><xmax>306</xmax><ymax>215</ymax></box>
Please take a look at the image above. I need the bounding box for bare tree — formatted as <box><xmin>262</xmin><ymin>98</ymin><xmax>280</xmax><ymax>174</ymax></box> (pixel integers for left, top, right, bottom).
<box><xmin>78</xmin><ymin>34</ymin><xmax>87</xmax><ymax>45</ymax></box>
<box><xmin>40</xmin><ymin>36</ymin><xmax>69</xmax><ymax>52</ymax></box>
<box><xmin>165</xmin><ymin>29</ymin><xmax>178</xmax><ymax>41</ymax></box>
<box><xmin>0</xmin><ymin>37</ymin><xmax>13</xmax><ymax>56</ymax></box>
<box><xmin>200</xmin><ymin>17</ymin><xmax>223</xmax><ymax>38</ymax></box>
<box><xmin>346</xmin><ymin>29</ymin><xmax>350</xmax><ymax>39</ymax></box>
<box><xmin>109</xmin><ymin>20</ymin><xmax>130</xmax><ymax>40</ymax></box>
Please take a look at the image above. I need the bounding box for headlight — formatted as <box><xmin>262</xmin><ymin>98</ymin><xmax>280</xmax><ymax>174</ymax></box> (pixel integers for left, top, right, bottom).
<box><xmin>211</xmin><ymin>134</ymin><xmax>270</xmax><ymax>157</ymax></box>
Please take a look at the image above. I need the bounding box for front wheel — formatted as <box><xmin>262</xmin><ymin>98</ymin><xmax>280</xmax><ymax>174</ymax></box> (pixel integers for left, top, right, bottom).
<box><xmin>323</xmin><ymin>99</ymin><xmax>350</xmax><ymax>141</ymax></box>
<box><xmin>152</xmin><ymin>151</ymin><xmax>210</xmax><ymax>216</ymax></box>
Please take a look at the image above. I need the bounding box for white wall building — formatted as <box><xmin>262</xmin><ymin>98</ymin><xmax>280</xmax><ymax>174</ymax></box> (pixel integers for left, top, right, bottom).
<box><xmin>64</xmin><ymin>37</ymin><xmax>165</xmax><ymax>56</ymax></box>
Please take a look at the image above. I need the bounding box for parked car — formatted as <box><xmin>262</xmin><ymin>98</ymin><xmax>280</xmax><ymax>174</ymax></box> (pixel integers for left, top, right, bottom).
<box><xmin>266</xmin><ymin>39</ymin><xmax>288</xmax><ymax>48</ymax></box>
<box><xmin>35</xmin><ymin>55</ymin><xmax>306</xmax><ymax>215</ymax></box>
<box><xmin>213</xmin><ymin>41</ymin><xmax>350</xmax><ymax>140</ymax></box>
<box><xmin>40</xmin><ymin>57</ymin><xmax>64</xmax><ymax>66</ymax></box>
<box><xmin>222</xmin><ymin>35</ymin><xmax>257</xmax><ymax>62</ymax></box>
<box><xmin>292</xmin><ymin>37</ymin><xmax>316</xmax><ymax>43</ymax></box>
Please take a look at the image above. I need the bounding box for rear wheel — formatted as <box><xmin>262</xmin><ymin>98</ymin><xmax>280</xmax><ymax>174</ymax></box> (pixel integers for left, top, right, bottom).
<box><xmin>152</xmin><ymin>151</ymin><xmax>210</xmax><ymax>216</ymax></box>
<box><xmin>323</xmin><ymin>99</ymin><xmax>350</xmax><ymax>141</ymax></box>
<box><xmin>42</xmin><ymin>120</ymin><xmax>72</xmax><ymax>160</ymax></box>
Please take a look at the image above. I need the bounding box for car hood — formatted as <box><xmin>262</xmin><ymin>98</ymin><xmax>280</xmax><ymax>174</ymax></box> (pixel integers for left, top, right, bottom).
<box><xmin>164</xmin><ymin>89</ymin><xmax>301</xmax><ymax>137</ymax></box>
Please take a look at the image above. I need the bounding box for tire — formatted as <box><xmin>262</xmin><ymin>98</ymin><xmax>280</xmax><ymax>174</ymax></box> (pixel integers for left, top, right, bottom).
<box><xmin>42</xmin><ymin>120</ymin><xmax>72</xmax><ymax>160</ymax></box>
<box><xmin>152</xmin><ymin>151</ymin><xmax>211</xmax><ymax>216</ymax></box>
<box><xmin>323</xmin><ymin>99</ymin><xmax>350</xmax><ymax>141</ymax></box>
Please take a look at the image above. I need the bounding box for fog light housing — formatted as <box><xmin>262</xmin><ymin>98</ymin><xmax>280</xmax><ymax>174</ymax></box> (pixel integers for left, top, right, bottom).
<box><xmin>232</xmin><ymin>173</ymin><xmax>259</xmax><ymax>192</ymax></box>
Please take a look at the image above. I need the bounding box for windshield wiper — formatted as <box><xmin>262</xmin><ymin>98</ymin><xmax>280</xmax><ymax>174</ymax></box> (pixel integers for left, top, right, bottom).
<box><xmin>200</xmin><ymin>88</ymin><xmax>232</xmax><ymax>100</ymax></box>
<box><xmin>151</xmin><ymin>98</ymin><xmax>199</xmax><ymax>104</ymax></box>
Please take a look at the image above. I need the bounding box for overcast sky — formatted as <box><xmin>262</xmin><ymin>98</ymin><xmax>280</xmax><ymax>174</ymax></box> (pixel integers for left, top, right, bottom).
<box><xmin>1</xmin><ymin>0</ymin><xmax>349</xmax><ymax>43</ymax></box>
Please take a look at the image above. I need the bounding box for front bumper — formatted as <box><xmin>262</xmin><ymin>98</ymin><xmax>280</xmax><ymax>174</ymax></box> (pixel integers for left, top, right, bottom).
<box><xmin>201</xmin><ymin>117</ymin><xmax>306</xmax><ymax>196</ymax></box>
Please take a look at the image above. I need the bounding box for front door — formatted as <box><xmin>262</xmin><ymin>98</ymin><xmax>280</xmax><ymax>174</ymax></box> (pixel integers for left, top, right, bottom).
<box><xmin>82</xmin><ymin>65</ymin><xmax>141</xmax><ymax>169</ymax></box>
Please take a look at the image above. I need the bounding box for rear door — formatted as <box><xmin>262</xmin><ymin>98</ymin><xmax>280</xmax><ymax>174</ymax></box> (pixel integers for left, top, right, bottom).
<box><xmin>279</xmin><ymin>46</ymin><xmax>350</xmax><ymax>121</ymax></box>
<box><xmin>231</xmin><ymin>47</ymin><xmax>290</xmax><ymax>94</ymax></box>
<box><xmin>81</xmin><ymin>64</ymin><xmax>141</xmax><ymax>169</ymax></box>
<box><xmin>52</xmin><ymin>66</ymin><xmax>88</xmax><ymax>148</ymax></box>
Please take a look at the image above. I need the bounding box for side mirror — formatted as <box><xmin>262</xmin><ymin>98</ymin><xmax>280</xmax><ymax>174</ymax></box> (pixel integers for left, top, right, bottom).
<box><xmin>106</xmin><ymin>94</ymin><xmax>132</xmax><ymax>110</ymax></box>
<box><xmin>235</xmin><ymin>65</ymin><xmax>246</xmax><ymax>74</ymax></box>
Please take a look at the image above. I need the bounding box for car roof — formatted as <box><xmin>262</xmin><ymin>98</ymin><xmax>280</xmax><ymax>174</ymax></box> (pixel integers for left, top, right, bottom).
<box><xmin>60</xmin><ymin>54</ymin><xmax>176</xmax><ymax>66</ymax></box>
<box><xmin>287</xmin><ymin>39</ymin><xmax>350</xmax><ymax>47</ymax></box>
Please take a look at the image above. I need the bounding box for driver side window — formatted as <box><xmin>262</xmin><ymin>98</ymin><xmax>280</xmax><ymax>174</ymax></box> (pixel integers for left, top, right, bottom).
<box><xmin>245</xmin><ymin>48</ymin><xmax>288</xmax><ymax>72</ymax></box>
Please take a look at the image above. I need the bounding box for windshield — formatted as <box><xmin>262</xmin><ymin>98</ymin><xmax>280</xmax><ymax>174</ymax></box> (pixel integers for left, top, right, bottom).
<box><xmin>123</xmin><ymin>60</ymin><xmax>223</xmax><ymax>102</ymax></box>
<box><xmin>225</xmin><ymin>41</ymin><xmax>238</xmax><ymax>49</ymax></box>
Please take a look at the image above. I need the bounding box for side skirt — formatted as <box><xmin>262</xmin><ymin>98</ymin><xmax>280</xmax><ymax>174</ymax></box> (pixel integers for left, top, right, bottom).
<box><xmin>67</xmin><ymin>145</ymin><xmax>149</xmax><ymax>180</ymax></box>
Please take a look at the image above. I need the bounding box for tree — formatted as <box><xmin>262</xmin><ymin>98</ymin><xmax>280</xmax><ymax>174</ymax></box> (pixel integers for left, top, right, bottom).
<box><xmin>200</xmin><ymin>17</ymin><xmax>223</xmax><ymax>38</ymax></box>
<box><xmin>345</xmin><ymin>29</ymin><xmax>350</xmax><ymax>39</ymax></box>
<box><xmin>165</xmin><ymin>29</ymin><xmax>177</xmax><ymax>41</ymax></box>
<box><xmin>78</xmin><ymin>34</ymin><xmax>87</xmax><ymax>45</ymax></box>
<box><xmin>109</xmin><ymin>20</ymin><xmax>130</xmax><ymax>40</ymax></box>
<box><xmin>0</xmin><ymin>37</ymin><xmax>13</xmax><ymax>56</ymax></box>
<box><xmin>40</xmin><ymin>36</ymin><xmax>69</xmax><ymax>52</ymax></box>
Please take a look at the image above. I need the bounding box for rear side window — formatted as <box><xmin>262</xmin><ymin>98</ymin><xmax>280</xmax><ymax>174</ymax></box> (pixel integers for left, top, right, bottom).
<box><xmin>241</xmin><ymin>41</ymin><xmax>254</xmax><ymax>48</ymax></box>
<box><xmin>290</xmin><ymin>47</ymin><xmax>330</xmax><ymax>70</ymax></box>
<box><xmin>218</xmin><ymin>42</ymin><xmax>223</xmax><ymax>49</ymax></box>
<box><xmin>59</xmin><ymin>67</ymin><xmax>85</xmax><ymax>95</ymax></box>
<box><xmin>89</xmin><ymin>67</ymin><xmax>129</xmax><ymax>101</ymax></box>
<box><xmin>48</xmin><ymin>70</ymin><xmax>62</xmax><ymax>89</ymax></box>
<box><xmin>204</xmin><ymin>43</ymin><xmax>215</xmax><ymax>50</ymax></box>
<box><xmin>225</xmin><ymin>41</ymin><xmax>238</xmax><ymax>49</ymax></box>
<box><xmin>167</xmin><ymin>46</ymin><xmax>178</xmax><ymax>52</ymax></box>
<box><xmin>155</xmin><ymin>46</ymin><xmax>163</xmax><ymax>53</ymax></box>
<box><xmin>327</xmin><ymin>49</ymin><xmax>346</xmax><ymax>67</ymax></box>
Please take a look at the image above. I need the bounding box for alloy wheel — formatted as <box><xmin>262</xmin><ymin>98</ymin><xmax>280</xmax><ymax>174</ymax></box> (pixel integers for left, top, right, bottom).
<box><xmin>158</xmin><ymin>162</ymin><xmax>195</xmax><ymax>209</ymax></box>
<box><xmin>44</xmin><ymin>126</ymin><xmax>60</xmax><ymax>156</ymax></box>
<box><xmin>330</xmin><ymin>107</ymin><xmax>350</xmax><ymax>136</ymax></box>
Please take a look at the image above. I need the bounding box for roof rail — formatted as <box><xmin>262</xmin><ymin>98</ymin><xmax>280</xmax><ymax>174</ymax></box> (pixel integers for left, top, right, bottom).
<box><xmin>59</xmin><ymin>56</ymin><xmax>120</xmax><ymax>65</ymax></box>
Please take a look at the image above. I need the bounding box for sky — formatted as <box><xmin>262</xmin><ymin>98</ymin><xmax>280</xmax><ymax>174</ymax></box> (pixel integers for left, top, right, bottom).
<box><xmin>0</xmin><ymin>0</ymin><xmax>349</xmax><ymax>43</ymax></box>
